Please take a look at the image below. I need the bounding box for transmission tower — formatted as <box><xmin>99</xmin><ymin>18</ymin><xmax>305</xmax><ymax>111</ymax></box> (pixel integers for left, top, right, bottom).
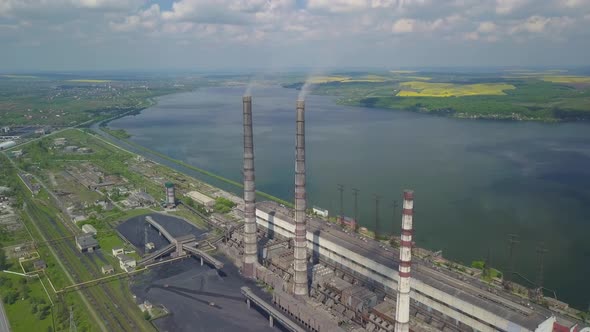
<box><xmin>352</xmin><ymin>188</ymin><xmax>359</xmax><ymax>231</ymax></box>
<box><xmin>337</xmin><ymin>184</ymin><xmax>344</xmax><ymax>225</ymax></box>
<box><xmin>506</xmin><ymin>234</ymin><xmax>519</xmax><ymax>285</ymax></box>
<box><xmin>69</xmin><ymin>306</ymin><xmax>77</xmax><ymax>332</ymax></box>
<box><xmin>374</xmin><ymin>194</ymin><xmax>381</xmax><ymax>240</ymax></box>
<box><xmin>536</xmin><ymin>242</ymin><xmax>548</xmax><ymax>294</ymax></box>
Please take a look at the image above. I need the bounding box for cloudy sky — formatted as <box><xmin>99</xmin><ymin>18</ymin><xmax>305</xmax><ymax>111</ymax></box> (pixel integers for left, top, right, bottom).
<box><xmin>0</xmin><ymin>0</ymin><xmax>589</xmax><ymax>71</ymax></box>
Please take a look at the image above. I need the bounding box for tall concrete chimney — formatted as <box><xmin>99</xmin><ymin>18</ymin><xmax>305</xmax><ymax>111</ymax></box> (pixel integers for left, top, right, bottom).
<box><xmin>395</xmin><ymin>190</ymin><xmax>414</xmax><ymax>332</ymax></box>
<box><xmin>293</xmin><ymin>100</ymin><xmax>308</xmax><ymax>297</ymax></box>
<box><xmin>242</xmin><ymin>96</ymin><xmax>257</xmax><ymax>278</ymax></box>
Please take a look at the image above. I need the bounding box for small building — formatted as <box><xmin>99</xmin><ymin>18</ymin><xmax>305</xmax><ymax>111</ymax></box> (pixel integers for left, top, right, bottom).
<box><xmin>118</xmin><ymin>254</ymin><xmax>136</xmax><ymax>272</ymax></box>
<box><xmin>78</xmin><ymin>147</ymin><xmax>93</xmax><ymax>154</ymax></box>
<box><xmin>33</xmin><ymin>260</ymin><xmax>47</xmax><ymax>270</ymax></box>
<box><xmin>313</xmin><ymin>206</ymin><xmax>329</xmax><ymax>218</ymax></box>
<box><xmin>1</xmin><ymin>126</ymin><xmax>9</xmax><ymax>133</ymax></box>
<box><xmin>63</xmin><ymin>145</ymin><xmax>78</xmax><ymax>153</ymax></box>
<box><xmin>101</xmin><ymin>265</ymin><xmax>114</xmax><ymax>275</ymax></box>
<box><xmin>112</xmin><ymin>247</ymin><xmax>124</xmax><ymax>256</ymax></box>
<box><xmin>75</xmin><ymin>234</ymin><xmax>98</xmax><ymax>253</ymax></box>
<box><xmin>187</xmin><ymin>191</ymin><xmax>215</xmax><ymax>208</ymax></box>
<box><xmin>145</xmin><ymin>242</ymin><xmax>155</xmax><ymax>251</ymax></box>
<box><xmin>0</xmin><ymin>141</ymin><xmax>16</xmax><ymax>150</ymax></box>
<box><xmin>81</xmin><ymin>224</ymin><xmax>97</xmax><ymax>235</ymax></box>
<box><xmin>53</xmin><ymin>138</ymin><xmax>67</xmax><ymax>146</ymax></box>
<box><xmin>341</xmin><ymin>216</ymin><xmax>356</xmax><ymax>230</ymax></box>
<box><xmin>11</xmin><ymin>150</ymin><xmax>23</xmax><ymax>158</ymax></box>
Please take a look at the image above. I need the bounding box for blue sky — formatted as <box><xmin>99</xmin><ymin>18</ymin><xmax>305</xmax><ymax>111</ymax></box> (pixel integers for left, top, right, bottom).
<box><xmin>0</xmin><ymin>0</ymin><xmax>589</xmax><ymax>71</ymax></box>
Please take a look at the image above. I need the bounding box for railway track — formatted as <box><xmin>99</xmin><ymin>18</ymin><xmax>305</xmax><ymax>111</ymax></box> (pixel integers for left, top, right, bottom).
<box><xmin>26</xmin><ymin>200</ymin><xmax>147</xmax><ymax>331</ymax></box>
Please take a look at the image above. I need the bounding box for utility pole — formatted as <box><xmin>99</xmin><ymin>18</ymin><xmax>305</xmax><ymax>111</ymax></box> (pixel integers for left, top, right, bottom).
<box><xmin>352</xmin><ymin>188</ymin><xmax>359</xmax><ymax>231</ymax></box>
<box><xmin>536</xmin><ymin>242</ymin><xmax>548</xmax><ymax>296</ymax></box>
<box><xmin>391</xmin><ymin>200</ymin><xmax>398</xmax><ymax>232</ymax></box>
<box><xmin>374</xmin><ymin>194</ymin><xmax>381</xmax><ymax>241</ymax></box>
<box><xmin>337</xmin><ymin>184</ymin><xmax>344</xmax><ymax>225</ymax></box>
<box><xmin>506</xmin><ymin>234</ymin><xmax>519</xmax><ymax>286</ymax></box>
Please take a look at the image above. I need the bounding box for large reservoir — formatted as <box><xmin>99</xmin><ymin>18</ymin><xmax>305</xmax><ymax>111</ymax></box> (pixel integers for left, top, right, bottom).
<box><xmin>109</xmin><ymin>86</ymin><xmax>590</xmax><ymax>309</ymax></box>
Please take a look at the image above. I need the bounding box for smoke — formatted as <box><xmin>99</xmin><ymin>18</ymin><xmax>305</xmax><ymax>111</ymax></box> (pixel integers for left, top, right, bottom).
<box><xmin>297</xmin><ymin>79</ymin><xmax>312</xmax><ymax>101</ymax></box>
<box><xmin>244</xmin><ymin>79</ymin><xmax>256</xmax><ymax>97</ymax></box>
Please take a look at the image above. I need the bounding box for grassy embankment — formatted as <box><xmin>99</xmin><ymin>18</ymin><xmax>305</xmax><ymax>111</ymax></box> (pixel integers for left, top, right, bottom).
<box><xmin>295</xmin><ymin>71</ymin><xmax>590</xmax><ymax>121</ymax></box>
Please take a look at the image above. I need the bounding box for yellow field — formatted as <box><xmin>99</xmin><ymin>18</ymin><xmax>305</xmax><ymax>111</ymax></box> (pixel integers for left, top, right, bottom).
<box><xmin>397</xmin><ymin>81</ymin><xmax>516</xmax><ymax>97</ymax></box>
<box><xmin>1</xmin><ymin>74</ymin><xmax>39</xmax><ymax>79</ymax></box>
<box><xmin>540</xmin><ymin>76</ymin><xmax>590</xmax><ymax>84</ymax></box>
<box><xmin>404</xmin><ymin>76</ymin><xmax>432</xmax><ymax>81</ymax></box>
<box><xmin>390</xmin><ymin>70</ymin><xmax>416</xmax><ymax>74</ymax></box>
<box><xmin>307</xmin><ymin>76</ymin><xmax>349</xmax><ymax>83</ymax></box>
<box><xmin>308</xmin><ymin>75</ymin><xmax>389</xmax><ymax>83</ymax></box>
<box><xmin>68</xmin><ymin>79</ymin><xmax>111</xmax><ymax>83</ymax></box>
<box><xmin>342</xmin><ymin>75</ymin><xmax>389</xmax><ymax>83</ymax></box>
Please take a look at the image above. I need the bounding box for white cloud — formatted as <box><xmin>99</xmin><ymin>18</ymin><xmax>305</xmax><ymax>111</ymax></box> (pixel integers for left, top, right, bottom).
<box><xmin>477</xmin><ymin>21</ymin><xmax>496</xmax><ymax>33</ymax></box>
<box><xmin>392</xmin><ymin>18</ymin><xmax>416</xmax><ymax>33</ymax></box>
<box><xmin>510</xmin><ymin>15</ymin><xmax>574</xmax><ymax>34</ymax></box>
<box><xmin>495</xmin><ymin>0</ymin><xmax>529</xmax><ymax>14</ymax></box>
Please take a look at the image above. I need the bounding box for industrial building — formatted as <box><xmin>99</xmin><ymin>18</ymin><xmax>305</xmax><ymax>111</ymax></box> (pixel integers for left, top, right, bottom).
<box><xmin>75</xmin><ymin>234</ymin><xmax>98</xmax><ymax>252</ymax></box>
<box><xmin>81</xmin><ymin>224</ymin><xmax>97</xmax><ymax>235</ymax></box>
<box><xmin>118</xmin><ymin>254</ymin><xmax>136</xmax><ymax>272</ymax></box>
<box><xmin>255</xmin><ymin>200</ymin><xmax>558</xmax><ymax>332</ymax></box>
<box><xmin>165</xmin><ymin>182</ymin><xmax>176</xmax><ymax>208</ymax></box>
<box><xmin>186</xmin><ymin>191</ymin><xmax>215</xmax><ymax>208</ymax></box>
<box><xmin>101</xmin><ymin>265</ymin><xmax>114</xmax><ymax>274</ymax></box>
<box><xmin>0</xmin><ymin>141</ymin><xmax>16</xmax><ymax>150</ymax></box>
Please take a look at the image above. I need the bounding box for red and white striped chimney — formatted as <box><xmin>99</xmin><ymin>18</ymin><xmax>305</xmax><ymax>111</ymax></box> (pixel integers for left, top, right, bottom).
<box><xmin>395</xmin><ymin>190</ymin><xmax>414</xmax><ymax>332</ymax></box>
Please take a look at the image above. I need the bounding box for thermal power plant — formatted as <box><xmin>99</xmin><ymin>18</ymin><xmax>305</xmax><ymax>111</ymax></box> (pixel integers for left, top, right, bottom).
<box><xmin>222</xmin><ymin>96</ymin><xmax>585</xmax><ymax>332</ymax></box>
<box><xmin>395</xmin><ymin>190</ymin><xmax>414</xmax><ymax>332</ymax></box>
<box><xmin>293</xmin><ymin>100</ymin><xmax>308</xmax><ymax>297</ymax></box>
<box><xmin>242</xmin><ymin>95</ymin><xmax>258</xmax><ymax>278</ymax></box>
<box><xmin>165</xmin><ymin>182</ymin><xmax>175</xmax><ymax>208</ymax></box>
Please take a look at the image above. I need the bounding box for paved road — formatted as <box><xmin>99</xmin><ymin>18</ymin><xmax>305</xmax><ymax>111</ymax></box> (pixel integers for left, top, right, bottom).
<box><xmin>0</xmin><ymin>299</ymin><xmax>11</xmax><ymax>332</ymax></box>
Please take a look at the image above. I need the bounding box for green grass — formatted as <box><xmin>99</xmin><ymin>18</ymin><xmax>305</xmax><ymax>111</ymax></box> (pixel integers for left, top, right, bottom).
<box><xmin>0</xmin><ymin>274</ymin><xmax>54</xmax><ymax>332</ymax></box>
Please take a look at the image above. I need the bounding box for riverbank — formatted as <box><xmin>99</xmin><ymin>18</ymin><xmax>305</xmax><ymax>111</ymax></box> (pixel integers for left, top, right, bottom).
<box><xmin>97</xmin><ymin>123</ymin><xmax>293</xmax><ymax>208</ymax></box>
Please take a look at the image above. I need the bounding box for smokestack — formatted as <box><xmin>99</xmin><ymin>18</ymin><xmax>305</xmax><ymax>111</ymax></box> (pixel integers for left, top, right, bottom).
<box><xmin>293</xmin><ymin>100</ymin><xmax>308</xmax><ymax>297</ymax></box>
<box><xmin>395</xmin><ymin>190</ymin><xmax>414</xmax><ymax>332</ymax></box>
<box><xmin>242</xmin><ymin>96</ymin><xmax>257</xmax><ymax>278</ymax></box>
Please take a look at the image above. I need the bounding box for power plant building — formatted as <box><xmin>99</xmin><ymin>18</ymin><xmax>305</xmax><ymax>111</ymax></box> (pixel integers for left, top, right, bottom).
<box><xmin>254</xmin><ymin>201</ymin><xmax>555</xmax><ymax>332</ymax></box>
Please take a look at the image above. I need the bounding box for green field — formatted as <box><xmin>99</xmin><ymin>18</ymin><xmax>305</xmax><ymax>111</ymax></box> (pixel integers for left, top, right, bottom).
<box><xmin>397</xmin><ymin>81</ymin><xmax>516</xmax><ymax>97</ymax></box>
<box><xmin>300</xmin><ymin>70</ymin><xmax>590</xmax><ymax>121</ymax></box>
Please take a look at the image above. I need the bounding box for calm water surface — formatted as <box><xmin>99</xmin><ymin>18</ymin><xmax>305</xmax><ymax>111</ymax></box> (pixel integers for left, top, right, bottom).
<box><xmin>110</xmin><ymin>86</ymin><xmax>590</xmax><ymax>309</ymax></box>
